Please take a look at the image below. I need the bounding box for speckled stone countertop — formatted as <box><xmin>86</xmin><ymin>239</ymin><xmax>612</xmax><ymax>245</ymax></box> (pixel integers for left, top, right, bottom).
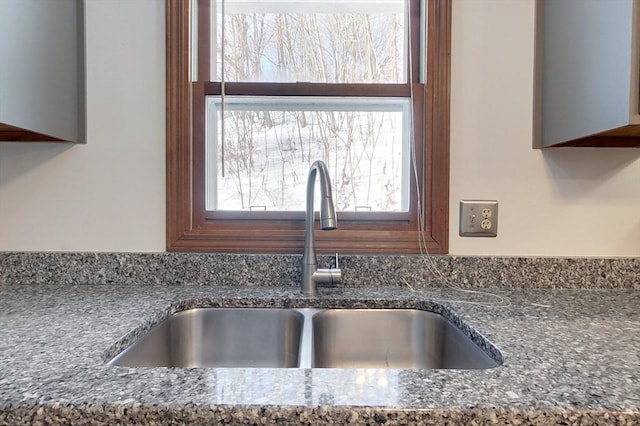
<box><xmin>2</xmin><ymin>252</ymin><xmax>639</xmax><ymax>289</ymax></box>
<box><xmin>1</xmin><ymin>283</ymin><xmax>639</xmax><ymax>425</ymax></box>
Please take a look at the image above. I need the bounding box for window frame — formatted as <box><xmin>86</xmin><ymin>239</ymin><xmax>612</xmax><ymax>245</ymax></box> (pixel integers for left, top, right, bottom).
<box><xmin>166</xmin><ymin>0</ymin><xmax>451</xmax><ymax>254</ymax></box>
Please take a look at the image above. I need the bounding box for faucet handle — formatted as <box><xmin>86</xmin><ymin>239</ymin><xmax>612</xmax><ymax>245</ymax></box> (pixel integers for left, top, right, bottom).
<box><xmin>315</xmin><ymin>267</ymin><xmax>342</xmax><ymax>287</ymax></box>
<box><xmin>315</xmin><ymin>253</ymin><xmax>342</xmax><ymax>288</ymax></box>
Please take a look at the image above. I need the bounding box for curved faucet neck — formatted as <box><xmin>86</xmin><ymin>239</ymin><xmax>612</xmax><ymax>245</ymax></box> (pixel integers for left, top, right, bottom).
<box><xmin>305</xmin><ymin>161</ymin><xmax>334</xmax><ymax>233</ymax></box>
<box><xmin>304</xmin><ymin>161</ymin><xmax>333</xmax><ymax>263</ymax></box>
<box><xmin>301</xmin><ymin>160</ymin><xmax>339</xmax><ymax>295</ymax></box>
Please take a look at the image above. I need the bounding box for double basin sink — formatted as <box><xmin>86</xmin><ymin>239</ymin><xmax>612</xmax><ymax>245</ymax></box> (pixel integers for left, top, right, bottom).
<box><xmin>108</xmin><ymin>307</ymin><xmax>501</xmax><ymax>369</ymax></box>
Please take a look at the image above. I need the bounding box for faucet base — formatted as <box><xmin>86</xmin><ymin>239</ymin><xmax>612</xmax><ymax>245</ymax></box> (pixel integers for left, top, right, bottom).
<box><xmin>301</xmin><ymin>263</ymin><xmax>342</xmax><ymax>296</ymax></box>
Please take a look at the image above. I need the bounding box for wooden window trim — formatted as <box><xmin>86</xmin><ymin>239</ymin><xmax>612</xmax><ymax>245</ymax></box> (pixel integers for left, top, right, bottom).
<box><xmin>166</xmin><ymin>0</ymin><xmax>451</xmax><ymax>254</ymax></box>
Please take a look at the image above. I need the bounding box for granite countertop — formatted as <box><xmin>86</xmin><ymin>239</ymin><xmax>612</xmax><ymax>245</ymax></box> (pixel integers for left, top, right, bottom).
<box><xmin>1</xmin><ymin>283</ymin><xmax>639</xmax><ymax>425</ymax></box>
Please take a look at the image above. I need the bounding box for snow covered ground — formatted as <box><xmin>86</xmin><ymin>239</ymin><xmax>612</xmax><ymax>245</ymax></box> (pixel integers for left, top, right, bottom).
<box><xmin>208</xmin><ymin>105</ymin><xmax>409</xmax><ymax>213</ymax></box>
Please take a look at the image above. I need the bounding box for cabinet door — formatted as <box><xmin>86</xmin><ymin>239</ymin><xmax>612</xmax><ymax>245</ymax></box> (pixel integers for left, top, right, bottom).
<box><xmin>534</xmin><ymin>0</ymin><xmax>640</xmax><ymax>148</ymax></box>
<box><xmin>0</xmin><ymin>0</ymin><xmax>85</xmax><ymax>143</ymax></box>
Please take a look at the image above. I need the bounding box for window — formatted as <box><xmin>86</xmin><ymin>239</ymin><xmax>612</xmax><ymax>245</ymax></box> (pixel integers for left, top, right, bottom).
<box><xmin>166</xmin><ymin>0</ymin><xmax>451</xmax><ymax>254</ymax></box>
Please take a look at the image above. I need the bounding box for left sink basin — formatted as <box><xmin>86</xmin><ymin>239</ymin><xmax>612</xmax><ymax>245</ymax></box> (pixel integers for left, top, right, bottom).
<box><xmin>107</xmin><ymin>308</ymin><xmax>304</xmax><ymax>368</ymax></box>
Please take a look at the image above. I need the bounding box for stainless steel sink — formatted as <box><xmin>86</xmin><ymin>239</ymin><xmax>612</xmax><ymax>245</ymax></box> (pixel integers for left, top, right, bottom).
<box><xmin>312</xmin><ymin>309</ymin><xmax>498</xmax><ymax>369</ymax></box>
<box><xmin>107</xmin><ymin>308</ymin><xmax>304</xmax><ymax>368</ymax></box>
<box><xmin>107</xmin><ymin>307</ymin><xmax>501</xmax><ymax>369</ymax></box>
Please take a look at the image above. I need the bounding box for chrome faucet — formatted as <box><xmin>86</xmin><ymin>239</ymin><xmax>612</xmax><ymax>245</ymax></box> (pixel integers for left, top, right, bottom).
<box><xmin>301</xmin><ymin>160</ymin><xmax>342</xmax><ymax>296</ymax></box>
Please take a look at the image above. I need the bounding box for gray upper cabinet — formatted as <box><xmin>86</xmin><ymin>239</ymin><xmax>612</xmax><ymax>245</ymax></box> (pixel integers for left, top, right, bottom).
<box><xmin>534</xmin><ymin>0</ymin><xmax>640</xmax><ymax>148</ymax></box>
<box><xmin>0</xmin><ymin>0</ymin><xmax>85</xmax><ymax>143</ymax></box>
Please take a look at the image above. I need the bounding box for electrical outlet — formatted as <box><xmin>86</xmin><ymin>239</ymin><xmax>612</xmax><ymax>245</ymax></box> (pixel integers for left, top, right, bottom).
<box><xmin>459</xmin><ymin>200</ymin><xmax>498</xmax><ymax>237</ymax></box>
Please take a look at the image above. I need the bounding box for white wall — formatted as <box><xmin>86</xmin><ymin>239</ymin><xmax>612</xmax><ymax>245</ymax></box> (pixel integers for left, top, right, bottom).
<box><xmin>448</xmin><ymin>0</ymin><xmax>640</xmax><ymax>257</ymax></box>
<box><xmin>0</xmin><ymin>0</ymin><xmax>166</xmax><ymax>251</ymax></box>
<box><xmin>0</xmin><ymin>0</ymin><xmax>638</xmax><ymax>256</ymax></box>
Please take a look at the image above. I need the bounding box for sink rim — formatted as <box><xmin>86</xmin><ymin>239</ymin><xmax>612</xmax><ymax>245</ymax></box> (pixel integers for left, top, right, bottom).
<box><xmin>104</xmin><ymin>303</ymin><xmax>504</xmax><ymax>369</ymax></box>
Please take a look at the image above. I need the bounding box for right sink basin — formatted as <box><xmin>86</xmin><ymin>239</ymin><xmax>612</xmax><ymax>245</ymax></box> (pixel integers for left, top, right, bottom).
<box><xmin>311</xmin><ymin>309</ymin><xmax>499</xmax><ymax>369</ymax></box>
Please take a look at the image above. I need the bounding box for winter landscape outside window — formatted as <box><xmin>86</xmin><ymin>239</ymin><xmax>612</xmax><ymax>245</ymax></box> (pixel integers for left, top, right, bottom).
<box><xmin>207</xmin><ymin>1</ymin><xmax>410</xmax><ymax>213</ymax></box>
